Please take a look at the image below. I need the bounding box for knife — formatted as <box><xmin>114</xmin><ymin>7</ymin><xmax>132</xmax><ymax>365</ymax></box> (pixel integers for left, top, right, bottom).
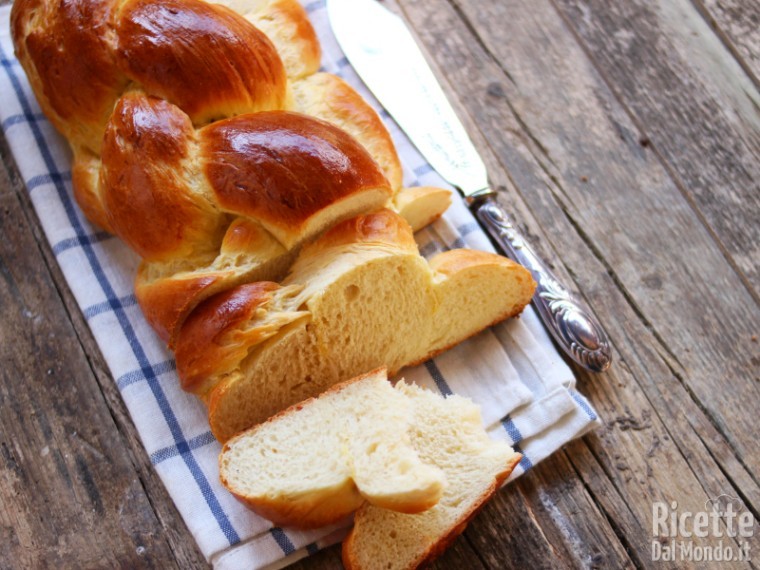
<box><xmin>327</xmin><ymin>0</ymin><xmax>612</xmax><ymax>372</ymax></box>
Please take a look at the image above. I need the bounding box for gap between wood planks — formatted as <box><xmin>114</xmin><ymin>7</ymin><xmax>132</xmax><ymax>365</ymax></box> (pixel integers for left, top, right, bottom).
<box><xmin>400</xmin><ymin>0</ymin><xmax>760</xmax><ymax>481</ymax></box>
<box><xmin>555</xmin><ymin>0</ymin><xmax>760</xmax><ymax>295</ymax></box>
<box><xmin>407</xmin><ymin>0</ymin><xmax>757</xmax><ymax>458</ymax></box>
<box><xmin>686</xmin><ymin>0</ymin><xmax>760</xmax><ymax>90</ymax></box>
<box><xmin>546</xmin><ymin>0</ymin><xmax>760</xmax><ymax>308</ymax></box>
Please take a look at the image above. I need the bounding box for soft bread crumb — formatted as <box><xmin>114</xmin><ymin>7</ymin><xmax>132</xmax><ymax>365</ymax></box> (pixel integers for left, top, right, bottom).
<box><xmin>342</xmin><ymin>382</ymin><xmax>521</xmax><ymax>570</ymax></box>
<box><xmin>200</xmin><ymin>210</ymin><xmax>536</xmax><ymax>442</ymax></box>
<box><xmin>219</xmin><ymin>369</ymin><xmax>446</xmax><ymax>528</ymax></box>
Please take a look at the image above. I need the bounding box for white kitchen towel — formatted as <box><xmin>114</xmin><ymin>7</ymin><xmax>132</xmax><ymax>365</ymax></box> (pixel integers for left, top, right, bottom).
<box><xmin>0</xmin><ymin>2</ymin><xmax>600</xmax><ymax>568</ymax></box>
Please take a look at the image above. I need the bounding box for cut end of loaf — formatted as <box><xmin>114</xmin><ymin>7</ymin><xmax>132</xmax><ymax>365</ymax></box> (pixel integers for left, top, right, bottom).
<box><xmin>218</xmin><ymin>368</ymin><xmax>447</xmax><ymax>529</ymax></box>
<box><xmin>204</xmin><ymin>210</ymin><xmax>536</xmax><ymax>442</ymax></box>
<box><xmin>393</xmin><ymin>186</ymin><xmax>452</xmax><ymax>232</ymax></box>
<box><xmin>174</xmin><ymin>282</ymin><xmax>307</xmax><ymax>395</ymax></box>
<box><xmin>342</xmin><ymin>383</ymin><xmax>522</xmax><ymax>570</ymax></box>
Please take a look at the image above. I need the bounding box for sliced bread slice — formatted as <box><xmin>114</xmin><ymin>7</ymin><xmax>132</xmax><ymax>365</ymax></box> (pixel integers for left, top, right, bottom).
<box><xmin>218</xmin><ymin>368</ymin><xmax>446</xmax><ymax>529</ymax></box>
<box><xmin>177</xmin><ymin>209</ymin><xmax>536</xmax><ymax>441</ymax></box>
<box><xmin>342</xmin><ymin>382</ymin><xmax>521</xmax><ymax>570</ymax></box>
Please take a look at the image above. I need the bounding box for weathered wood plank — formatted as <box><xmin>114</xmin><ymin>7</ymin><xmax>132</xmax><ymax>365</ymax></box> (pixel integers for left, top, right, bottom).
<box><xmin>396</xmin><ymin>0</ymin><xmax>760</xmax><ymax>566</ymax></box>
<box><xmin>552</xmin><ymin>0</ymin><xmax>760</xmax><ymax>294</ymax></box>
<box><xmin>690</xmin><ymin>0</ymin><xmax>760</xmax><ymax>86</ymax></box>
<box><xmin>0</xmin><ymin>131</ymin><xmax>210</xmax><ymax>566</ymax></box>
<box><xmin>289</xmin><ymin>530</ymin><xmax>489</xmax><ymax>570</ymax></box>
<box><xmin>0</xmin><ymin>142</ymin><xmax>191</xmax><ymax>567</ymax></box>
<box><xmin>464</xmin><ymin>452</ymin><xmax>634</xmax><ymax>569</ymax></box>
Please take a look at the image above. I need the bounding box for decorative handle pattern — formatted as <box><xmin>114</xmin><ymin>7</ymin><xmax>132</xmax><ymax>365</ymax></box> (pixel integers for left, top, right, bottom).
<box><xmin>474</xmin><ymin>196</ymin><xmax>612</xmax><ymax>372</ymax></box>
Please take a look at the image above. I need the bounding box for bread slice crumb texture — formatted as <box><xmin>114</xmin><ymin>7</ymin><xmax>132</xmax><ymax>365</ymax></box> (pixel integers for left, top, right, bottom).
<box><xmin>342</xmin><ymin>382</ymin><xmax>521</xmax><ymax>570</ymax></box>
<box><xmin>219</xmin><ymin>369</ymin><xmax>445</xmax><ymax>528</ymax></box>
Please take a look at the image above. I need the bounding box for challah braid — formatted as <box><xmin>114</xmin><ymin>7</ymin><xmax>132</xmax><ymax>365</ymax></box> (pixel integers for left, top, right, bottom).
<box><xmin>11</xmin><ymin>0</ymin><xmax>451</xmax><ymax>342</ymax></box>
<box><xmin>12</xmin><ymin>0</ymin><xmax>535</xmax><ymax>445</ymax></box>
<box><xmin>175</xmin><ymin>209</ymin><xmax>536</xmax><ymax>442</ymax></box>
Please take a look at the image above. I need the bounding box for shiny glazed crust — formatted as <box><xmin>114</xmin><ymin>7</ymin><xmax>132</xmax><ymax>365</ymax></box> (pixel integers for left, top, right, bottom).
<box><xmin>11</xmin><ymin>0</ymin><xmax>450</xmax><ymax>344</ymax></box>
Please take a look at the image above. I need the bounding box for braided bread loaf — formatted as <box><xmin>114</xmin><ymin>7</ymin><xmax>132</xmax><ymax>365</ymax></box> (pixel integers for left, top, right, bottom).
<box><xmin>12</xmin><ymin>0</ymin><xmax>536</xmax><ymax>444</ymax></box>
<box><xmin>176</xmin><ymin>209</ymin><xmax>536</xmax><ymax>442</ymax></box>
<box><xmin>11</xmin><ymin>0</ymin><xmax>451</xmax><ymax>342</ymax></box>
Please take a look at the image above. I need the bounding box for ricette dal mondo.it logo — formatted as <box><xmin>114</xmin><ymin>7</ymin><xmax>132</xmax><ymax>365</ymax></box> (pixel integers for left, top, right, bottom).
<box><xmin>652</xmin><ymin>495</ymin><xmax>754</xmax><ymax>562</ymax></box>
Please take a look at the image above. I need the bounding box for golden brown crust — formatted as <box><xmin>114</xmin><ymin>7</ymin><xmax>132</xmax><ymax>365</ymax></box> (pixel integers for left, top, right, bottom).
<box><xmin>100</xmin><ymin>93</ymin><xmax>223</xmax><ymax>262</ymax></box>
<box><xmin>135</xmin><ymin>267</ymin><xmax>231</xmax><ymax>345</ymax></box>
<box><xmin>224</xmin><ymin>480</ymin><xmax>361</xmax><ymax>530</ymax></box>
<box><xmin>71</xmin><ymin>151</ymin><xmax>113</xmax><ymax>232</ymax></box>
<box><xmin>291</xmin><ymin>73</ymin><xmax>402</xmax><ymax>190</ymax></box>
<box><xmin>429</xmin><ymin>247</ymin><xmax>527</xmax><ymax>276</ymax></box>
<box><xmin>299</xmin><ymin>208</ymin><xmax>418</xmax><ymax>258</ymax></box>
<box><xmin>201</xmin><ymin>111</ymin><xmax>391</xmax><ymax>245</ymax></box>
<box><xmin>116</xmin><ymin>0</ymin><xmax>288</xmax><ymax>124</ymax></box>
<box><xmin>341</xmin><ymin>453</ymin><xmax>522</xmax><ymax>570</ymax></box>
<box><xmin>12</xmin><ymin>0</ymin><xmax>127</xmax><ymax>153</ymax></box>
<box><xmin>175</xmin><ymin>282</ymin><xmax>283</xmax><ymax>394</ymax></box>
<box><xmin>248</xmin><ymin>0</ymin><xmax>321</xmax><ymax>79</ymax></box>
<box><xmin>11</xmin><ymin>0</ymin><xmax>450</xmax><ymax>350</ymax></box>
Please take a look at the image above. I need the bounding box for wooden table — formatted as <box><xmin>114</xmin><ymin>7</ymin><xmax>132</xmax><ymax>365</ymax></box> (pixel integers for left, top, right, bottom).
<box><xmin>2</xmin><ymin>0</ymin><xmax>758</xmax><ymax>567</ymax></box>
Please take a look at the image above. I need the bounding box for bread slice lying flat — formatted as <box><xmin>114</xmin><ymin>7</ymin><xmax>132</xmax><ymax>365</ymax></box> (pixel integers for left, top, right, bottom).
<box><xmin>218</xmin><ymin>368</ymin><xmax>446</xmax><ymax>528</ymax></box>
<box><xmin>176</xmin><ymin>209</ymin><xmax>536</xmax><ymax>441</ymax></box>
<box><xmin>343</xmin><ymin>382</ymin><xmax>522</xmax><ymax>570</ymax></box>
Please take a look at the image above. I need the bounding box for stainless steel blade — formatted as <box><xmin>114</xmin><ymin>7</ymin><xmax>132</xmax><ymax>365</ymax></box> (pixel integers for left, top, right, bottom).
<box><xmin>327</xmin><ymin>0</ymin><xmax>488</xmax><ymax>197</ymax></box>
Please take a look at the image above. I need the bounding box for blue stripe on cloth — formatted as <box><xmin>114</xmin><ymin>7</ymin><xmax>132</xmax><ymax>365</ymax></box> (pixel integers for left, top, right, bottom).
<box><xmin>303</xmin><ymin>0</ymin><xmax>325</xmax><ymax>13</ymax></box>
<box><xmin>2</xmin><ymin>112</ymin><xmax>46</xmax><ymax>130</ymax></box>
<box><xmin>570</xmin><ymin>390</ymin><xmax>598</xmax><ymax>421</ymax></box>
<box><xmin>116</xmin><ymin>359</ymin><xmax>176</xmax><ymax>391</ymax></box>
<box><xmin>413</xmin><ymin>164</ymin><xmax>434</xmax><ymax>176</ymax></box>
<box><xmin>270</xmin><ymin>528</ymin><xmax>296</xmax><ymax>555</ymax></box>
<box><xmin>419</xmin><ymin>241</ymin><xmax>441</xmax><ymax>258</ymax></box>
<box><xmin>424</xmin><ymin>360</ymin><xmax>453</xmax><ymax>396</ymax></box>
<box><xmin>336</xmin><ymin>56</ymin><xmax>350</xmax><ymax>69</ymax></box>
<box><xmin>0</xmin><ymin>45</ymin><xmax>241</xmax><ymax>547</ymax></box>
<box><xmin>83</xmin><ymin>294</ymin><xmax>138</xmax><ymax>320</ymax></box>
<box><xmin>512</xmin><ymin>442</ymin><xmax>534</xmax><ymax>471</ymax></box>
<box><xmin>26</xmin><ymin>171</ymin><xmax>72</xmax><ymax>192</ymax></box>
<box><xmin>52</xmin><ymin>231</ymin><xmax>114</xmax><ymax>256</ymax></box>
<box><xmin>0</xmin><ymin>55</ymin><xmax>19</xmax><ymax>68</ymax></box>
<box><xmin>457</xmin><ymin>222</ymin><xmax>481</xmax><ymax>236</ymax></box>
<box><xmin>449</xmin><ymin>236</ymin><xmax>465</xmax><ymax>249</ymax></box>
<box><xmin>500</xmin><ymin>415</ymin><xmax>523</xmax><ymax>444</ymax></box>
<box><xmin>150</xmin><ymin>431</ymin><xmax>217</xmax><ymax>464</ymax></box>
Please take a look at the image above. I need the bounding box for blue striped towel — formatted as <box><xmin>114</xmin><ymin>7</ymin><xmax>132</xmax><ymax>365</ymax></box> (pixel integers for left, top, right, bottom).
<box><xmin>0</xmin><ymin>2</ymin><xmax>600</xmax><ymax>568</ymax></box>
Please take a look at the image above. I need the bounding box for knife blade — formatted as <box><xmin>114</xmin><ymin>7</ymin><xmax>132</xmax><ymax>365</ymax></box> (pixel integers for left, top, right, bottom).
<box><xmin>327</xmin><ymin>0</ymin><xmax>611</xmax><ymax>372</ymax></box>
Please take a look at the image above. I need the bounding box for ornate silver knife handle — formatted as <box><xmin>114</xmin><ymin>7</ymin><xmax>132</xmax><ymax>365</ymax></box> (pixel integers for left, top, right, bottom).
<box><xmin>473</xmin><ymin>194</ymin><xmax>612</xmax><ymax>372</ymax></box>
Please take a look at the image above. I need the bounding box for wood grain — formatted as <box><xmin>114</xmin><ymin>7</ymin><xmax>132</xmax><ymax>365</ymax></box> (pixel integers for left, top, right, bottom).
<box><xmin>690</xmin><ymin>0</ymin><xmax>760</xmax><ymax>86</ymax></box>
<box><xmin>0</xmin><ymin>122</ymin><xmax>208</xmax><ymax>567</ymax></box>
<box><xmin>553</xmin><ymin>0</ymin><xmax>760</xmax><ymax>295</ymax></box>
<box><xmin>396</xmin><ymin>0</ymin><xmax>760</xmax><ymax>566</ymax></box>
<box><xmin>1</xmin><ymin>0</ymin><xmax>759</xmax><ymax>567</ymax></box>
